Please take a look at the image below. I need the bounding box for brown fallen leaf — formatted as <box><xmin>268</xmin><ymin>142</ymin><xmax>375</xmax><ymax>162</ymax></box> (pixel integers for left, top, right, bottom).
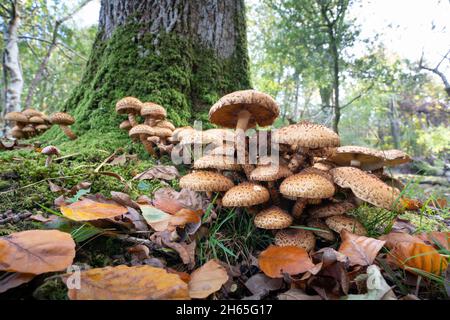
<box><xmin>29</xmin><ymin>213</ymin><xmax>55</xmax><ymax>223</ymax></box>
<box><xmin>170</xmin><ymin>209</ymin><xmax>202</xmax><ymax>228</ymax></box>
<box><xmin>391</xmin><ymin>218</ymin><xmax>417</xmax><ymax>234</ymax></box>
<box><xmin>0</xmin><ymin>272</ymin><xmax>36</xmax><ymax>294</ymax></box>
<box><xmin>65</xmin><ymin>265</ymin><xmax>190</xmax><ymax>300</ymax></box>
<box><xmin>60</xmin><ymin>198</ymin><xmax>128</xmax><ymax>221</ymax></box>
<box><xmin>111</xmin><ymin>191</ymin><xmax>140</xmax><ymax>210</ymax></box>
<box><xmin>400</xmin><ymin>197</ymin><xmax>423</xmax><ymax>211</ymax></box>
<box><xmin>188</xmin><ymin>260</ymin><xmax>229</xmax><ymax>299</ymax></box>
<box><xmin>379</xmin><ymin>232</ymin><xmax>425</xmax><ymax>249</ymax></box>
<box><xmin>48</xmin><ymin>181</ymin><xmax>65</xmax><ymax>193</ymax></box>
<box><xmin>417</xmin><ymin>231</ymin><xmax>449</xmax><ymax>250</ymax></box>
<box><xmin>133</xmin><ymin>165</ymin><xmax>179</xmax><ymax>181</ymax></box>
<box><xmin>153</xmin><ymin>196</ymin><xmax>185</xmax><ymax>214</ymax></box>
<box><xmin>338</xmin><ymin>230</ymin><xmax>386</xmax><ymax>266</ymax></box>
<box><xmin>0</xmin><ymin>230</ymin><xmax>75</xmax><ymax>274</ymax></box>
<box><xmin>244</xmin><ymin>273</ymin><xmax>284</xmax><ymax>296</ymax></box>
<box><xmin>258</xmin><ymin>245</ymin><xmax>315</xmax><ymax>278</ymax></box>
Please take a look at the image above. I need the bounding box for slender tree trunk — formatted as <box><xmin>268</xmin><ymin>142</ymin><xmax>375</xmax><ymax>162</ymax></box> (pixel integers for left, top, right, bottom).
<box><xmin>1</xmin><ymin>0</ymin><xmax>24</xmax><ymax>135</ymax></box>
<box><xmin>330</xmin><ymin>33</ymin><xmax>340</xmax><ymax>133</ymax></box>
<box><xmin>388</xmin><ymin>97</ymin><xmax>401</xmax><ymax>149</ymax></box>
<box><xmin>51</xmin><ymin>0</ymin><xmax>250</xmax><ymax>143</ymax></box>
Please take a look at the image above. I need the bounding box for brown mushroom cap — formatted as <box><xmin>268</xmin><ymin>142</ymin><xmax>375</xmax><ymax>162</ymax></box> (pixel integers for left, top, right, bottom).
<box><xmin>209</xmin><ymin>90</ymin><xmax>279</xmax><ymax>129</ymax></box>
<box><xmin>180</xmin><ymin>130</ymin><xmax>217</xmax><ymax>145</ymax></box>
<box><xmin>274</xmin><ymin>228</ymin><xmax>316</xmax><ymax>252</ymax></box>
<box><xmin>172</xmin><ymin>126</ymin><xmax>195</xmax><ymax>141</ymax></box>
<box><xmin>193</xmin><ymin>155</ymin><xmax>241</xmax><ymax>171</ymax></box>
<box><xmin>250</xmin><ymin>163</ymin><xmax>292</xmax><ymax>181</ymax></box>
<box><xmin>141</xmin><ymin>102</ymin><xmax>166</xmax><ymax>119</ymax></box>
<box><xmin>179</xmin><ymin>171</ymin><xmax>234</xmax><ymax>192</ymax></box>
<box><xmin>29</xmin><ymin>116</ymin><xmax>45</xmax><ymax>124</ymax></box>
<box><xmin>272</xmin><ymin>121</ymin><xmax>340</xmax><ymax>148</ymax></box>
<box><xmin>119</xmin><ymin>120</ymin><xmax>132</xmax><ymax>130</ymax></box>
<box><xmin>330</xmin><ymin>166</ymin><xmax>402</xmax><ymax>211</ymax></box>
<box><xmin>381</xmin><ymin>149</ymin><xmax>412</xmax><ymax>167</ymax></box>
<box><xmin>22</xmin><ymin>125</ymin><xmax>36</xmax><ymax>134</ymax></box>
<box><xmin>309</xmin><ymin>201</ymin><xmax>356</xmax><ymax>219</ymax></box>
<box><xmin>115</xmin><ymin>97</ymin><xmax>142</xmax><ymax>114</ymax></box>
<box><xmin>5</xmin><ymin>112</ymin><xmax>28</xmax><ymax>123</ymax></box>
<box><xmin>49</xmin><ymin>112</ymin><xmax>75</xmax><ymax>125</ymax></box>
<box><xmin>307</xmin><ymin>219</ymin><xmax>336</xmax><ymax>242</ymax></box>
<box><xmin>22</xmin><ymin>109</ymin><xmax>42</xmax><ymax>118</ymax></box>
<box><xmin>328</xmin><ymin>146</ymin><xmax>384</xmax><ymax>170</ymax></box>
<box><xmin>254</xmin><ymin>206</ymin><xmax>293</xmax><ymax>229</ymax></box>
<box><xmin>204</xmin><ymin>128</ymin><xmax>236</xmax><ymax>143</ymax></box>
<box><xmin>325</xmin><ymin>215</ymin><xmax>367</xmax><ymax>236</ymax></box>
<box><xmin>35</xmin><ymin>124</ymin><xmax>49</xmax><ymax>131</ymax></box>
<box><xmin>155</xmin><ymin>120</ymin><xmax>175</xmax><ymax>131</ymax></box>
<box><xmin>222</xmin><ymin>182</ymin><xmax>270</xmax><ymax>207</ymax></box>
<box><xmin>129</xmin><ymin>124</ymin><xmax>171</xmax><ymax>138</ymax></box>
<box><xmin>11</xmin><ymin>127</ymin><xmax>24</xmax><ymax>138</ymax></box>
<box><xmin>41</xmin><ymin>145</ymin><xmax>60</xmax><ymax>156</ymax></box>
<box><xmin>280</xmin><ymin>171</ymin><xmax>335</xmax><ymax>199</ymax></box>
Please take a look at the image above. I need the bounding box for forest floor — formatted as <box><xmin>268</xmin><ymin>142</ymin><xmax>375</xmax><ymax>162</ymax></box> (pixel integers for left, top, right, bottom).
<box><xmin>0</xmin><ymin>138</ymin><xmax>449</xmax><ymax>300</ymax></box>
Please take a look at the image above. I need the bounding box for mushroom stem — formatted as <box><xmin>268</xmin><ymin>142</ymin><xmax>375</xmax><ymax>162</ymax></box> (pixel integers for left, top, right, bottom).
<box><xmin>59</xmin><ymin>125</ymin><xmax>77</xmax><ymax>140</ymax></box>
<box><xmin>236</xmin><ymin>110</ymin><xmax>251</xmax><ymax>131</ymax></box>
<box><xmin>128</xmin><ymin>113</ymin><xmax>138</xmax><ymax>127</ymax></box>
<box><xmin>45</xmin><ymin>156</ymin><xmax>53</xmax><ymax>167</ymax></box>
<box><xmin>267</xmin><ymin>181</ymin><xmax>280</xmax><ymax>206</ymax></box>
<box><xmin>350</xmin><ymin>159</ymin><xmax>361</xmax><ymax>167</ymax></box>
<box><xmin>140</xmin><ymin>134</ymin><xmax>157</xmax><ymax>157</ymax></box>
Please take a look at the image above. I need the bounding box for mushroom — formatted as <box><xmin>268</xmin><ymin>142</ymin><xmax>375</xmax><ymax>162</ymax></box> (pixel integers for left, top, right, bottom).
<box><xmin>11</xmin><ymin>126</ymin><xmax>24</xmax><ymax>139</ymax></box>
<box><xmin>141</xmin><ymin>102</ymin><xmax>167</xmax><ymax>126</ymax></box>
<box><xmin>274</xmin><ymin>228</ymin><xmax>316</xmax><ymax>252</ymax></box>
<box><xmin>115</xmin><ymin>97</ymin><xmax>142</xmax><ymax>127</ymax></box>
<box><xmin>22</xmin><ymin>109</ymin><xmax>42</xmax><ymax>118</ymax></box>
<box><xmin>119</xmin><ymin>120</ymin><xmax>132</xmax><ymax>131</ymax></box>
<box><xmin>35</xmin><ymin>124</ymin><xmax>49</xmax><ymax>133</ymax></box>
<box><xmin>193</xmin><ymin>154</ymin><xmax>241</xmax><ymax>171</ymax></box>
<box><xmin>280</xmin><ymin>170</ymin><xmax>336</xmax><ymax>200</ymax></box>
<box><xmin>306</xmin><ymin>219</ymin><xmax>336</xmax><ymax>242</ymax></box>
<box><xmin>292</xmin><ymin>198</ymin><xmax>307</xmax><ymax>219</ymax></box>
<box><xmin>308</xmin><ymin>201</ymin><xmax>356</xmax><ymax>219</ymax></box>
<box><xmin>50</xmin><ymin>112</ymin><xmax>77</xmax><ymax>140</ymax></box>
<box><xmin>22</xmin><ymin>125</ymin><xmax>36</xmax><ymax>138</ymax></box>
<box><xmin>5</xmin><ymin>112</ymin><xmax>28</xmax><ymax>129</ymax></box>
<box><xmin>155</xmin><ymin>120</ymin><xmax>175</xmax><ymax>131</ymax></box>
<box><xmin>29</xmin><ymin>116</ymin><xmax>45</xmax><ymax>125</ymax></box>
<box><xmin>330</xmin><ymin>166</ymin><xmax>403</xmax><ymax>211</ymax></box>
<box><xmin>328</xmin><ymin>146</ymin><xmax>384</xmax><ymax>170</ymax></box>
<box><xmin>179</xmin><ymin>170</ymin><xmax>234</xmax><ymax>198</ymax></box>
<box><xmin>41</xmin><ymin>146</ymin><xmax>60</xmax><ymax>167</ymax></box>
<box><xmin>250</xmin><ymin>162</ymin><xmax>292</xmax><ymax>205</ymax></box>
<box><xmin>325</xmin><ymin>215</ymin><xmax>367</xmax><ymax>236</ymax></box>
<box><xmin>381</xmin><ymin>149</ymin><xmax>412</xmax><ymax>167</ymax></box>
<box><xmin>128</xmin><ymin>124</ymin><xmax>158</xmax><ymax>157</ymax></box>
<box><xmin>254</xmin><ymin>206</ymin><xmax>293</xmax><ymax>229</ymax></box>
<box><xmin>222</xmin><ymin>182</ymin><xmax>270</xmax><ymax>208</ymax></box>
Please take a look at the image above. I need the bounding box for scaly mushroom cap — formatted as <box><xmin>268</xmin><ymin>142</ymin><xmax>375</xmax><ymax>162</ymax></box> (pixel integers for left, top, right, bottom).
<box><xmin>119</xmin><ymin>120</ymin><xmax>132</xmax><ymax>130</ymax></box>
<box><xmin>172</xmin><ymin>126</ymin><xmax>194</xmax><ymax>141</ymax></box>
<box><xmin>22</xmin><ymin>109</ymin><xmax>42</xmax><ymax>118</ymax></box>
<box><xmin>35</xmin><ymin>124</ymin><xmax>49</xmax><ymax>131</ymax></box>
<box><xmin>309</xmin><ymin>201</ymin><xmax>356</xmax><ymax>219</ymax></box>
<box><xmin>272</xmin><ymin>121</ymin><xmax>340</xmax><ymax>148</ymax></box>
<box><xmin>115</xmin><ymin>97</ymin><xmax>142</xmax><ymax>114</ymax></box>
<box><xmin>275</xmin><ymin>229</ymin><xmax>316</xmax><ymax>252</ymax></box>
<box><xmin>141</xmin><ymin>102</ymin><xmax>166</xmax><ymax>119</ymax></box>
<box><xmin>179</xmin><ymin>171</ymin><xmax>234</xmax><ymax>192</ymax></box>
<box><xmin>250</xmin><ymin>163</ymin><xmax>292</xmax><ymax>181</ymax></box>
<box><xmin>328</xmin><ymin>146</ymin><xmax>384</xmax><ymax>170</ymax></box>
<box><xmin>381</xmin><ymin>149</ymin><xmax>411</xmax><ymax>167</ymax></box>
<box><xmin>312</xmin><ymin>160</ymin><xmax>335</xmax><ymax>171</ymax></box>
<box><xmin>330</xmin><ymin>166</ymin><xmax>402</xmax><ymax>211</ymax></box>
<box><xmin>209</xmin><ymin>90</ymin><xmax>279</xmax><ymax>128</ymax></box>
<box><xmin>292</xmin><ymin>198</ymin><xmax>307</xmax><ymax>219</ymax></box>
<box><xmin>22</xmin><ymin>125</ymin><xmax>36</xmax><ymax>134</ymax></box>
<box><xmin>155</xmin><ymin>120</ymin><xmax>175</xmax><ymax>131</ymax></box>
<box><xmin>50</xmin><ymin>112</ymin><xmax>75</xmax><ymax>125</ymax></box>
<box><xmin>29</xmin><ymin>116</ymin><xmax>45</xmax><ymax>124</ymax></box>
<box><xmin>5</xmin><ymin>112</ymin><xmax>28</xmax><ymax>123</ymax></box>
<box><xmin>325</xmin><ymin>215</ymin><xmax>367</xmax><ymax>236</ymax></box>
<box><xmin>180</xmin><ymin>130</ymin><xmax>217</xmax><ymax>145</ymax></box>
<box><xmin>204</xmin><ymin>128</ymin><xmax>236</xmax><ymax>143</ymax></box>
<box><xmin>206</xmin><ymin>144</ymin><xmax>235</xmax><ymax>156</ymax></box>
<box><xmin>254</xmin><ymin>206</ymin><xmax>293</xmax><ymax>229</ymax></box>
<box><xmin>307</xmin><ymin>219</ymin><xmax>336</xmax><ymax>242</ymax></box>
<box><xmin>222</xmin><ymin>182</ymin><xmax>270</xmax><ymax>207</ymax></box>
<box><xmin>280</xmin><ymin>171</ymin><xmax>335</xmax><ymax>199</ymax></box>
<box><xmin>193</xmin><ymin>155</ymin><xmax>241</xmax><ymax>171</ymax></box>
<box><xmin>41</xmin><ymin>145</ymin><xmax>60</xmax><ymax>156</ymax></box>
<box><xmin>129</xmin><ymin>124</ymin><xmax>171</xmax><ymax>138</ymax></box>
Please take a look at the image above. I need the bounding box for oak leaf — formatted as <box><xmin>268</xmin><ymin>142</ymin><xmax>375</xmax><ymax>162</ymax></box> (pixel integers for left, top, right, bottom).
<box><xmin>339</xmin><ymin>230</ymin><xmax>386</xmax><ymax>266</ymax></box>
<box><xmin>0</xmin><ymin>272</ymin><xmax>35</xmax><ymax>294</ymax></box>
<box><xmin>60</xmin><ymin>198</ymin><xmax>128</xmax><ymax>221</ymax></box>
<box><xmin>258</xmin><ymin>245</ymin><xmax>315</xmax><ymax>278</ymax></box>
<box><xmin>188</xmin><ymin>260</ymin><xmax>229</xmax><ymax>299</ymax></box>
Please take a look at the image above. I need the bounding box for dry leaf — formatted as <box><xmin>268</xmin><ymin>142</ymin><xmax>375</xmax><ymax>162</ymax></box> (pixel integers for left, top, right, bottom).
<box><xmin>244</xmin><ymin>273</ymin><xmax>283</xmax><ymax>296</ymax></box>
<box><xmin>379</xmin><ymin>232</ymin><xmax>425</xmax><ymax>249</ymax></box>
<box><xmin>60</xmin><ymin>198</ymin><xmax>128</xmax><ymax>221</ymax></box>
<box><xmin>188</xmin><ymin>260</ymin><xmax>229</xmax><ymax>299</ymax></box>
<box><xmin>389</xmin><ymin>242</ymin><xmax>448</xmax><ymax>275</ymax></box>
<box><xmin>0</xmin><ymin>230</ymin><xmax>75</xmax><ymax>274</ymax></box>
<box><xmin>133</xmin><ymin>165</ymin><xmax>179</xmax><ymax>181</ymax></box>
<box><xmin>338</xmin><ymin>230</ymin><xmax>386</xmax><ymax>266</ymax></box>
<box><xmin>258</xmin><ymin>245</ymin><xmax>315</xmax><ymax>278</ymax></box>
<box><xmin>153</xmin><ymin>196</ymin><xmax>185</xmax><ymax>214</ymax></box>
<box><xmin>278</xmin><ymin>288</ymin><xmax>322</xmax><ymax>300</ymax></box>
<box><xmin>170</xmin><ymin>209</ymin><xmax>202</xmax><ymax>228</ymax></box>
<box><xmin>65</xmin><ymin>265</ymin><xmax>189</xmax><ymax>300</ymax></box>
<box><xmin>140</xmin><ymin>205</ymin><xmax>172</xmax><ymax>231</ymax></box>
<box><xmin>417</xmin><ymin>232</ymin><xmax>449</xmax><ymax>250</ymax></box>
<box><xmin>0</xmin><ymin>272</ymin><xmax>35</xmax><ymax>294</ymax></box>
<box><xmin>400</xmin><ymin>197</ymin><xmax>423</xmax><ymax>211</ymax></box>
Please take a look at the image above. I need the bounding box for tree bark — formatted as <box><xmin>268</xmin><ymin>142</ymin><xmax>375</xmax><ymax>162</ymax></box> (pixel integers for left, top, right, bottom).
<box><xmin>388</xmin><ymin>97</ymin><xmax>401</xmax><ymax>149</ymax></box>
<box><xmin>54</xmin><ymin>0</ymin><xmax>250</xmax><ymax>143</ymax></box>
<box><xmin>1</xmin><ymin>0</ymin><xmax>24</xmax><ymax>135</ymax></box>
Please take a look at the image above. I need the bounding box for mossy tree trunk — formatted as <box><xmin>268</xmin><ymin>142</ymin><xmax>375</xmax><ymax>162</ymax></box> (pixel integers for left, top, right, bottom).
<box><xmin>60</xmin><ymin>0</ymin><xmax>251</xmax><ymax>142</ymax></box>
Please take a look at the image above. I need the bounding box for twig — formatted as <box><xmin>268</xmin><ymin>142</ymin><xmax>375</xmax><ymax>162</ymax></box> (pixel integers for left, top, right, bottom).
<box><xmin>54</xmin><ymin>152</ymin><xmax>81</xmax><ymax>161</ymax></box>
<box><xmin>0</xmin><ymin>211</ymin><xmax>32</xmax><ymax>224</ymax></box>
<box><xmin>115</xmin><ymin>234</ymin><xmax>161</xmax><ymax>250</ymax></box>
<box><xmin>94</xmin><ymin>150</ymin><xmax>119</xmax><ymax>173</ymax></box>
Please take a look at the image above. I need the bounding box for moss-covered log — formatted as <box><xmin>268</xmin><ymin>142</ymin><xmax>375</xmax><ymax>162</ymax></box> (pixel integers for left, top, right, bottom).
<box><xmin>42</xmin><ymin>0</ymin><xmax>251</xmax><ymax>148</ymax></box>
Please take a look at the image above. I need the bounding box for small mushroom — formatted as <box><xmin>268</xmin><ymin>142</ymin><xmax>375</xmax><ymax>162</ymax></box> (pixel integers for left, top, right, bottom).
<box><xmin>328</xmin><ymin>146</ymin><xmax>384</xmax><ymax>170</ymax></box>
<box><xmin>41</xmin><ymin>146</ymin><xmax>60</xmax><ymax>167</ymax></box>
<box><xmin>254</xmin><ymin>206</ymin><xmax>293</xmax><ymax>229</ymax></box>
<box><xmin>222</xmin><ymin>182</ymin><xmax>270</xmax><ymax>207</ymax></box>
<box><xmin>11</xmin><ymin>126</ymin><xmax>24</xmax><ymax>139</ymax></box>
<box><xmin>141</xmin><ymin>102</ymin><xmax>167</xmax><ymax>126</ymax></box>
<box><xmin>50</xmin><ymin>112</ymin><xmax>77</xmax><ymax>140</ymax></box>
<box><xmin>325</xmin><ymin>215</ymin><xmax>367</xmax><ymax>236</ymax></box>
<box><xmin>128</xmin><ymin>124</ymin><xmax>164</xmax><ymax>157</ymax></box>
<box><xmin>274</xmin><ymin>228</ymin><xmax>316</xmax><ymax>252</ymax></box>
<box><xmin>250</xmin><ymin>162</ymin><xmax>292</xmax><ymax>205</ymax></box>
<box><xmin>22</xmin><ymin>109</ymin><xmax>42</xmax><ymax>118</ymax></box>
<box><xmin>179</xmin><ymin>170</ymin><xmax>234</xmax><ymax>198</ymax></box>
<box><xmin>115</xmin><ymin>97</ymin><xmax>142</xmax><ymax>127</ymax></box>
<box><xmin>308</xmin><ymin>201</ymin><xmax>356</xmax><ymax>219</ymax></box>
<box><xmin>306</xmin><ymin>219</ymin><xmax>336</xmax><ymax>242</ymax></box>
<box><xmin>22</xmin><ymin>125</ymin><xmax>36</xmax><ymax>138</ymax></box>
<box><xmin>280</xmin><ymin>170</ymin><xmax>336</xmax><ymax>200</ymax></box>
<box><xmin>5</xmin><ymin>112</ymin><xmax>28</xmax><ymax>129</ymax></box>
<box><xmin>194</xmin><ymin>155</ymin><xmax>241</xmax><ymax>171</ymax></box>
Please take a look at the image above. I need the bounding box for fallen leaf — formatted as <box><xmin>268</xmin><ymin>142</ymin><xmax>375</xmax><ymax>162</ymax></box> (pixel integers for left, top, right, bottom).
<box><xmin>345</xmin><ymin>265</ymin><xmax>396</xmax><ymax>300</ymax></box>
<box><xmin>389</xmin><ymin>241</ymin><xmax>448</xmax><ymax>275</ymax></box>
<box><xmin>258</xmin><ymin>245</ymin><xmax>315</xmax><ymax>278</ymax></box>
<box><xmin>0</xmin><ymin>272</ymin><xmax>35</xmax><ymax>294</ymax></box>
<box><xmin>167</xmin><ymin>269</ymin><xmax>191</xmax><ymax>283</ymax></box>
<box><xmin>122</xmin><ymin>207</ymin><xmax>149</xmax><ymax>232</ymax></box>
<box><xmin>60</xmin><ymin>198</ymin><xmax>128</xmax><ymax>221</ymax></box>
<box><xmin>391</xmin><ymin>218</ymin><xmax>416</xmax><ymax>234</ymax></box>
<box><xmin>65</xmin><ymin>265</ymin><xmax>190</xmax><ymax>300</ymax></box>
<box><xmin>29</xmin><ymin>213</ymin><xmax>54</xmax><ymax>223</ymax></box>
<box><xmin>0</xmin><ymin>230</ymin><xmax>75</xmax><ymax>274</ymax></box>
<box><xmin>170</xmin><ymin>209</ymin><xmax>202</xmax><ymax>228</ymax></box>
<box><xmin>111</xmin><ymin>191</ymin><xmax>140</xmax><ymax>210</ymax></box>
<box><xmin>153</xmin><ymin>196</ymin><xmax>185</xmax><ymax>214</ymax></box>
<box><xmin>188</xmin><ymin>260</ymin><xmax>229</xmax><ymax>299</ymax></box>
<box><xmin>48</xmin><ymin>181</ymin><xmax>65</xmax><ymax>193</ymax></box>
<box><xmin>133</xmin><ymin>165</ymin><xmax>179</xmax><ymax>181</ymax></box>
<box><xmin>245</xmin><ymin>273</ymin><xmax>283</xmax><ymax>296</ymax></box>
<box><xmin>400</xmin><ymin>197</ymin><xmax>423</xmax><ymax>211</ymax></box>
<box><xmin>140</xmin><ymin>204</ymin><xmax>172</xmax><ymax>231</ymax></box>
<box><xmin>109</xmin><ymin>154</ymin><xmax>127</xmax><ymax>166</ymax></box>
<box><xmin>379</xmin><ymin>232</ymin><xmax>425</xmax><ymax>249</ymax></box>
<box><xmin>418</xmin><ymin>232</ymin><xmax>449</xmax><ymax>250</ymax></box>
<box><xmin>278</xmin><ymin>288</ymin><xmax>322</xmax><ymax>300</ymax></box>
<box><xmin>339</xmin><ymin>230</ymin><xmax>386</xmax><ymax>266</ymax></box>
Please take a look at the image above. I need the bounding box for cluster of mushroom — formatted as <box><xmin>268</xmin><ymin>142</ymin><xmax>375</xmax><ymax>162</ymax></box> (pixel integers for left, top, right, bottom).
<box><xmin>115</xmin><ymin>97</ymin><xmax>175</xmax><ymax>157</ymax></box>
<box><xmin>179</xmin><ymin>89</ymin><xmax>412</xmax><ymax>253</ymax></box>
<box><xmin>5</xmin><ymin>110</ymin><xmax>77</xmax><ymax>140</ymax></box>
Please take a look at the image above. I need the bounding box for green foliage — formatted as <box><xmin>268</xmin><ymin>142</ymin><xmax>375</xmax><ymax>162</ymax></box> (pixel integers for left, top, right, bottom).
<box><xmin>417</xmin><ymin>125</ymin><xmax>450</xmax><ymax>155</ymax></box>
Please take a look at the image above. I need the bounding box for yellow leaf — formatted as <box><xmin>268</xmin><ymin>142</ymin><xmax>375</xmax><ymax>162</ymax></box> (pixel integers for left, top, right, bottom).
<box><xmin>61</xmin><ymin>198</ymin><xmax>128</xmax><ymax>221</ymax></box>
<box><xmin>188</xmin><ymin>260</ymin><xmax>229</xmax><ymax>299</ymax></box>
